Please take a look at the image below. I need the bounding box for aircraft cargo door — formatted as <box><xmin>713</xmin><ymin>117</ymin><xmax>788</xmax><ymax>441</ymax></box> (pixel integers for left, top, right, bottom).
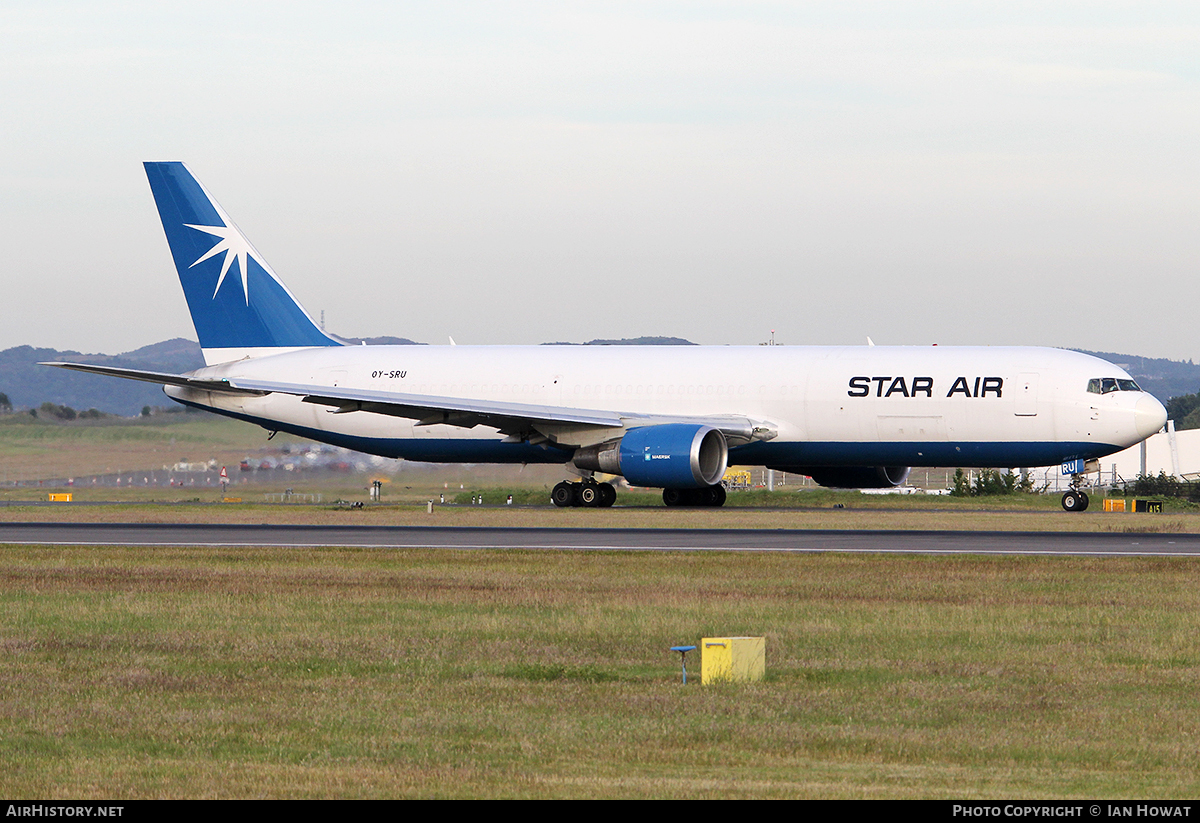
<box><xmin>1014</xmin><ymin>373</ymin><xmax>1039</xmax><ymax>416</ymax></box>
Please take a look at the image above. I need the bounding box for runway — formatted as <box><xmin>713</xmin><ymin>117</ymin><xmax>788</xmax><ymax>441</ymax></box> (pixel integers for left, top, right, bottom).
<box><xmin>2</xmin><ymin>522</ymin><xmax>1199</xmax><ymax>556</ymax></box>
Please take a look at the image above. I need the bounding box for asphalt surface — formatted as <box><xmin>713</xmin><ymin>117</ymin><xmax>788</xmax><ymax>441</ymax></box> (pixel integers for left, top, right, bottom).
<box><xmin>1</xmin><ymin>522</ymin><xmax>1199</xmax><ymax>555</ymax></box>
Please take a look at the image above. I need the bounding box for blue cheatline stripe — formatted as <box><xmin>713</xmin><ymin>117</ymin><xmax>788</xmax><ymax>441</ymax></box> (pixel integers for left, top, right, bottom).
<box><xmin>144</xmin><ymin>162</ymin><xmax>342</xmax><ymax>352</ymax></box>
<box><xmin>730</xmin><ymin>439</ymin><xmax>1122</xmax><ymax>469</ymax></box>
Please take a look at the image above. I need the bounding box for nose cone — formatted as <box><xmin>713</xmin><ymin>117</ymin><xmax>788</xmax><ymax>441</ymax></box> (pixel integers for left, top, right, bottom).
<box><xmin>1135</xmin><ymin>395</ymin><xmax>1168</xmax><ymax>440</ymax></box>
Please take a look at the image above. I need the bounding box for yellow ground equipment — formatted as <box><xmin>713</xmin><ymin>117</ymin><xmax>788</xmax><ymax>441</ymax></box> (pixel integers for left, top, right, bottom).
<box><xmin>701</xmin><ymin>636</ymin><xmax>765</xmax><ymax>684</ymax></box>
<box><xmin>722</xmin><ymin>469</ymin><xmax>752</xmax><ymax>491</ymax></box>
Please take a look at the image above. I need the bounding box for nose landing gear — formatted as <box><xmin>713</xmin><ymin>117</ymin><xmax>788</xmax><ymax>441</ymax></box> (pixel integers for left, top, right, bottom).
<box><xmin>1061</xmin><ymin>466</ymin><xmax>1094</xmax><ymax>512</ymax></box>
<box><xmin>1061</xmin><ymin>489</ymin><xmax>1090</xmax><ymax>512</ymax></box>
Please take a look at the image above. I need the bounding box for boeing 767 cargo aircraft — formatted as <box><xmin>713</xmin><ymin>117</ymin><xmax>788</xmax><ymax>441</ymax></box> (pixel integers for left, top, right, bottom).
<box><xmin>44</xmin><ymin>163</ymin><xmax>1167</xmax><ymax>510</ymax></box>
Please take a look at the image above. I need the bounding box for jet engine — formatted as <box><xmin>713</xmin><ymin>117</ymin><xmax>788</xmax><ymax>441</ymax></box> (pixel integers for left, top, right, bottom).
<box><xmin>782</xmin><ymin>466</ymin><xmax>911</xmax><ymax>489</ymax></box>
<box><xmin>573</xmin><ymin>424</ymin><xmax>728</xmax><ymax>488</ymax></box>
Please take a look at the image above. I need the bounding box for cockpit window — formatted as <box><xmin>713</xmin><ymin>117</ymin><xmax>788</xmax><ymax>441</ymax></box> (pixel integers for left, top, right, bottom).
<box><xmin>1088</xmin><ymin>377</ymin><xmax>1142</xmax><ymax>394</ymax></box>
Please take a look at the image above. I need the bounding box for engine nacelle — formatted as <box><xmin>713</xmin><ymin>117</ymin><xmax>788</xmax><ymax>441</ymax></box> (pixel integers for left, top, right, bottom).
<box><xmin>573</xmin><ymin>424</ymin><xmax>729</xmax><ymax>489</ymax></box>
<box><xmin>779</xmin><ymin>466</ymin><xmax>911</xmax><ymax>489</ymax></box>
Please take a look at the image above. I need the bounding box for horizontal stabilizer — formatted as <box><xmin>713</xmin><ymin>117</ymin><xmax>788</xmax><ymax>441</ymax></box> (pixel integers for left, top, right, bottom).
<box><xmin>39</xmin><ymin>362</ymin><xmax>267</xmax><ymax>396</ymax></box>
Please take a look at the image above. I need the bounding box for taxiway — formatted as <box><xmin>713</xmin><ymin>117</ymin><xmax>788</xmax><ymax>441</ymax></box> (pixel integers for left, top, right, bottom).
<box><xmin>1</xmin><ymin>523</ymin><xmax>1197</xmax><ymax>556</ymax></box>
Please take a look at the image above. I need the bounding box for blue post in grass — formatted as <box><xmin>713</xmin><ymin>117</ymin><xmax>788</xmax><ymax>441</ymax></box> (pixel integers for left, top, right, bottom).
<box><xmin>670</xmin><ymin>645</ymin><xmax>697</xmax><ymax>684</ymax></box>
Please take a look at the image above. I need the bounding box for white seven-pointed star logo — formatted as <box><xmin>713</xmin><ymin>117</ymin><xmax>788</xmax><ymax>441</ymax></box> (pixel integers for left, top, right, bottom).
<box><xmin>184</xmin><ymin>221</ymin><xmax>258</xmax><ymax>304</ymax></box>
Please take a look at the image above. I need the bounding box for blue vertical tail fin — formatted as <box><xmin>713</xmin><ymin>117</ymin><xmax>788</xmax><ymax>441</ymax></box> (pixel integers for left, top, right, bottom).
<box><xmin>144</xmin><ymin>162</ymin><xmax>343</xmax><ymax>365</ymax></box>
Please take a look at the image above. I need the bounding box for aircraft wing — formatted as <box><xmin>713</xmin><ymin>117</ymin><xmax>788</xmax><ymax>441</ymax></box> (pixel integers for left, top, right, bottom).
<box><xmin>228</xmin><ymin>378</ymin><xmax>772</xmax><ymax>445</ymax></box>
<box><xmin>230</xmin><ymin>377</ymin><xmax>625</xmax><ymax>429</ymax></box>
<box><xmin>39</xmin><ymin>363</ymin><xmax>773</xmax><ymax>445</ymax></box>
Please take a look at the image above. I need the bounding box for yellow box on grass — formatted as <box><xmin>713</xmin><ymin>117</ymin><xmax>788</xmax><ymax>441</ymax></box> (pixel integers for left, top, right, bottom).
<box><xmin>701</xmin><ymin>636</ymin><xmax>765</xmax><ymax>684</ymax></box>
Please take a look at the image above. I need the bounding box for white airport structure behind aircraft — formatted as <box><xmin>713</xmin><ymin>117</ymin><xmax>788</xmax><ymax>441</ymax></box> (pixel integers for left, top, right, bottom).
<box><xmin>1027</xmin><ymin>424</ymin><xmax>1200</xmax><ymax>492</ymax></box>
<box><xmin>44</xmin><ymin>163</ymin><xmax>1167</xmax><ymax>510</ymax></box>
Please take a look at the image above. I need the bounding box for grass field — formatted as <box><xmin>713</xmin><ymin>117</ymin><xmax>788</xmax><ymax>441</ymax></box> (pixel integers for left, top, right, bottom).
<box><xmin>0</xmin><ymin>413</ymin><xmax>311</xmax><ymax>482</ymax></box>
<box><xmin>2</xmin><ymin>546</ymin><xmax>1200</xmax><ymax>798</ymax></box>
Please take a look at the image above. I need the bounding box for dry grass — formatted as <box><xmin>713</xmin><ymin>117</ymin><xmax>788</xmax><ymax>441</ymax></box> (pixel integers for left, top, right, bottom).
<box><xmin>3</xmin><ymin>497</ymin><xmax>1199</xmax><ymax>534</ymax></box>
<box><xmin>2</xmin><ymin>546</ymin><xmax>1200</xmax><ymax>798</ymax></box>
<box><xmin>0</xmin><ymin>414</ymin><xmax>312</xmax><ymax>481</ymax></box>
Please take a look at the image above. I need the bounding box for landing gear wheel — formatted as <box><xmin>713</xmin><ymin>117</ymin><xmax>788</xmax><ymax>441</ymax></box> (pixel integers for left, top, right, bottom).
<box><xmin>597</xmin><ymin>483</ymin><xmax>617</xmax><ymax>508</ymax></box>
<box><xmin>664</xmin><ymin>488</ymin><xmax>713</xmax><ymax>507</ymax></box>
<box><xmin>1062</xmin><ymin>490</ymin><xmax>1084</xmax><ymax>512</ymax></box>
<box><xmin>662</xmin><ymin>488</ymin><xmax>686</xmax><ymax>507</ymax></box>
<box><xmin>578</xmin><ymin>483</ymin><xmax>600</xmax><ymax>507</ymax></box>
<box><xmin>552</xmin><ymin>481</ymin><xmax>577</xmax><ymax>508</ymax></box>
<box><xmin>1079</xmin><ymin>491</ymin><xmax>1090</xmax><ymax>511</ymax></box>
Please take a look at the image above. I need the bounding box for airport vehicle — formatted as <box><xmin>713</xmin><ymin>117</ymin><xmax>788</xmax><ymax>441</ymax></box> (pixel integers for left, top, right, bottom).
<box><xmin>44</xmin><ymin>163</ymin><xmax>1167</xmax><ymax>510</ymax></box>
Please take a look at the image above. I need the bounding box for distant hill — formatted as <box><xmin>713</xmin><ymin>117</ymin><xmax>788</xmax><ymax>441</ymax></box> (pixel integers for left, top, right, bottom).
<box><xmin>543</xmin><ymin>337</ymin><xmax>697</xmax><ymax>346</ymax></box>
<box><xmin>331</xmin><ymin>335</ymin><xmax>423</xmax><ymax>346</ymax></box>
<box><xmin>0</xmin><ymin>336</ymin><xmax>424</xmax><ymax>417</ymax></box>
<box><xmin>1</xmin><ymin>339</ymin><xmax>207</xmax><ymax>417</ymax></box>
<box><xmin>4</xmin><ymin>338</ymin><xmax>1197</xmax><ymax>417</ymax></box>
<box><xmin>1073</xmin><ymin>350</ymin><xmax>1200</xmax><ymax>403</ymax></box>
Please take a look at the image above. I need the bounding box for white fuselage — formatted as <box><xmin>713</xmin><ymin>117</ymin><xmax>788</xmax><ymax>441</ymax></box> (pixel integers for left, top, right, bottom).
<box><xmin>164</xmin><ymin>344</ymin><xmax>1165</xmax><ymax>472</ymax></box>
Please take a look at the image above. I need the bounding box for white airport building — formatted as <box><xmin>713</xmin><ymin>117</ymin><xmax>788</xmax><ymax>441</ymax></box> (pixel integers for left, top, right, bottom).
<box><xmin>1025</xmin><ymin>423</ymin><xmax>1200</xmax><ymax>491</ymax></box>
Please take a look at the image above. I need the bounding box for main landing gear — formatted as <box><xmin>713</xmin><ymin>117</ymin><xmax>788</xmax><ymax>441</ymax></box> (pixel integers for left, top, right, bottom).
<box><xmin>551</xmin><ymin>481</ymin><xmax>729</xmax><ymax>508</ymax></box>
<box><xmin>662</xmin><ymin>485</ymin><xmax>726</xmax><ymax>507</ymax></box>
<box><xmin>552</xmin><ymin>480</ymin><xmax>617</xmax><ymax>508</ymax></box>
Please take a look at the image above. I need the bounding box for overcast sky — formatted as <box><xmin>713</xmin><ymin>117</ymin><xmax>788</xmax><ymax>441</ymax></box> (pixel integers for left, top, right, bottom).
<box><xmin>4</xmin><ymin>1</ymin><xmax>1199</xmax><ymax>360</ymax></box>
